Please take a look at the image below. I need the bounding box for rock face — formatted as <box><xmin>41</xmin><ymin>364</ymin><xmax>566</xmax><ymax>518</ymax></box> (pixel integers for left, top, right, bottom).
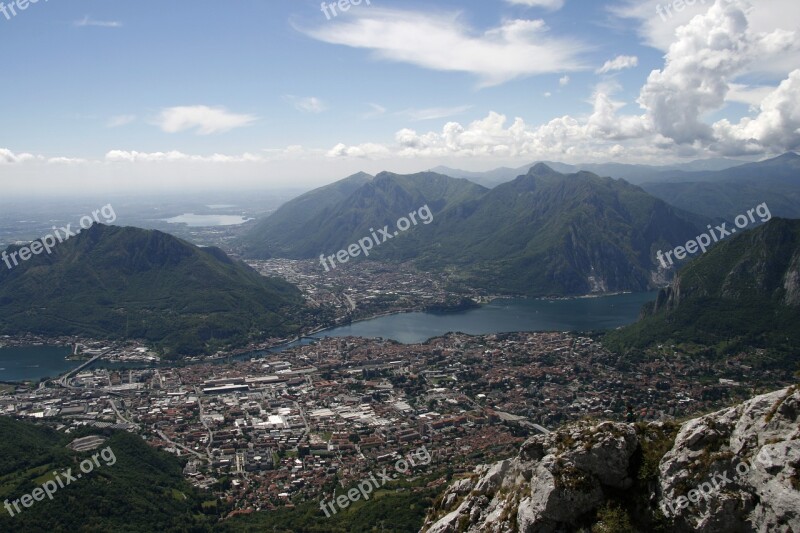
<box><xmin>658</xmin><ymin>385</ymin><xmax>800</xmax><ymax>532</ymax></box>
<box><xmin>421</xmin><ymin>386</ymin><xmax>800</xmax><ymax>533</ymax></box>
<box><xmin>422</xmin><ymin>421</ymin><xmax>639</xmax><ymax>532</ymax></box>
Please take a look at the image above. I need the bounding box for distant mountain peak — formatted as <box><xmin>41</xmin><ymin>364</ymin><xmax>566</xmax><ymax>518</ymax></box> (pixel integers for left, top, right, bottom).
<box><xmin>526</xmin><ymin>162</ymin><xmax>560</xmax><ymax>177</ymax></box>
<box><xmin>347</xmin><ymin>171</ymin><xmax>374</xmax><ymax>180</ymax></box>
<box><xmin>775</xmin><ymin>151</ymin><xmax>800</xmax><ymax>161</ymax></box>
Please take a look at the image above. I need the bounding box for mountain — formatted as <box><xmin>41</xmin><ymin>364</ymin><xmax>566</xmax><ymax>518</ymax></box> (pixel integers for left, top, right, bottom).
<box><xmin>241</xmin><ymin>171</ymin><xmax>374</xmax><ymax>258</ymax></box>
<box><xmin>0</xmin><ymin>417</ymin><xmax>219</xmax><ymax>532</ymax></box>
<box><xmin>431</xmin><ymin>157</ymin><xmax>749</xmax><ymax>188</ymax></box>
<box><xmin>422</xmin><ymin>385</ymin><xmax>800</xmax><ymax>533</ymax></box>
<box><xmin>240</xmin><ymin>171</ymin><xmax>488</xmax><ymax>258</ymax></box>
<box><xmin>605</xmin><ymin>218</ymin><xmax>800</xmax><ymax>361</ymax></box>
<box><xmin>242</xmin><ymin>164</ymin><xmax>706</xmax><ymax>296</ymax></box>
<box><xmin>641</xmin><ymin>152</ymin><xmax>800</xmax><ymax>220</ymax></box>
<box><xmin>0</xmin><ymin>225</ymin><xmax>306</xmax><ymax>357</ymax></box>
<box><xmin>382</xmin><ymin>164</ymin><xmax>706</xmax><ymax>296</ymax></box>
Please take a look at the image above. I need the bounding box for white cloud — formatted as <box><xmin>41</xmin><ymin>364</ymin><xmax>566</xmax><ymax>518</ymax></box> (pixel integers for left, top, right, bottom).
<box><xmin>398</xmin><ymin>105</ymin><xmax>473</xmax><ymax>121</ymax></box>
<box><xmin>327</xmin><ymin>143</ymin><xmax>392</xmax><ymax>158</ymax></box>
<box><xmin>636</xmin><ymin>0</ymin><xmax>800</xmax><ymax>147</ymax></box>
<box><xmin>712</xmin><ymin>70</ymin><xmax>800</xmax><ymax>155</ymax></box>
<box><xmin>504</xmin><ymin>0</ymin><xmax>565</xmax><ymax>11</ymax></box>
<box><xmin>610</xmin><ymin>0</ymin><xmax>800</xmax><ymax>76</ymax></box>
<box><xmin>286</xmin><ymin>96</ymin><xmax>326</xmax><ymax>113</ymax></box>
<box><xmin>559</xmin><ymin>75</ymin><xmax>570</xmax><ymax>86</ymax></box>
<box><xmin>596</xmin><ymin>55</ymin><xmax>639</xmax><ymax>74</ymax></box>
<box><xmin>300</xmin><ymin>8</ymin><xmax>587</xmax><ymax>87</ymax></box>
<box><xmin>155</xmin><ymin>106</ymin><xmax>257</xmax><ymax>135</ymax></box>
<box><xmin>107</xmin><ymin>115</ymin><xmax>136</xmax><ymax>128</ymax></box>
<box><xmin>104</xmin><ymin>150</ymin><xmax>264</xmax><ymax>163</ymax></box>
<box><xmin>0</xmin><ymin>149</ymin><xmax>38</xmax><ymax>164</ymax></box>
<box><xmin>74</xmin><ymin>16</ymin><xmax>122</xmax><ymax>28</ymax></box>
<box><xmin>0</xmin><ymin>149</ymin><xmax>87</xmax><ymax>165</ymax></box>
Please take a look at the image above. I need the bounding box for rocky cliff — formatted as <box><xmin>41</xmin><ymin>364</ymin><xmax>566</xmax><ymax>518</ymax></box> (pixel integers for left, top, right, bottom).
<box><xmin>421</xmin><ymin>385</ymin><xmax>799</xmax><ymax>532</ymax></box>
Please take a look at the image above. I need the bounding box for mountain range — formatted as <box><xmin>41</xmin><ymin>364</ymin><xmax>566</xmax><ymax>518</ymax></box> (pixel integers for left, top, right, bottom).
<box><xmin>430</xmin><ymin>156</ymin><xmax>749</xmax><ymax>188</ymax></box>
<box><xmin>0</xmin><ymin>225</ymin><xmax>307</xmax><ymax>357</ymax></box>
<box><xmin>241</xmin><ymin>164</ymin><xmax>707</xmax><ymax>296</ymax></box>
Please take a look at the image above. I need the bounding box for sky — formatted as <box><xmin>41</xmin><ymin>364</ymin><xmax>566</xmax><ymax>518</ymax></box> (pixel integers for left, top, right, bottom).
<box><xmin>0</xmin><ymin>0</ymin><xmax>799</xmax><ymax>194</ymax></box>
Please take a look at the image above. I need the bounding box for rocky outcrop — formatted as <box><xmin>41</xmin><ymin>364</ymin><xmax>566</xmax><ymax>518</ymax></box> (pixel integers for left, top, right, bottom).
<box><xmin>658</xmin><ymin>385</ymin><xmax>800</xmax><ymax>532</ymax></box>
<box><xmin>421</xmin><ymin>386</ymin><xmax>800</xmax><ymax>533</ymax></box>
<box><xmin>422</xmin><ymin>421</ymin><xmax>638</xmax><ymax>532</ymax></box>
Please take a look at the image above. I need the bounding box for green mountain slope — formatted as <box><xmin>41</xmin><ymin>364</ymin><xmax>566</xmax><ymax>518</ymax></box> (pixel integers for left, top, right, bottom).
<box><xmin>241</xmin><ymin>171</ymin><xmax>487</xmax><ymax>258</ymax></box>
<box><xmin>604</xmin><ymin>218</ymin><xmax>800</xmax><ymax>363</ymax></box>
<box><xmin>0</xmin><ymin>225</ymin><xmax>306</xmax><ymax>357</ymax></box>
<box><xmin>384</xmin><ymin>164</ymin><xmax>706</xmax><ymax>295</ymax></box>
<box><xmin>0</xmin><ymin>417</ymin><xmax>218</xmax><ymax>532</ymax></box>
<box><xmin>241</xmin><ymin>172</ymin><xmax>374</xmax><ymax>258</ymax></box>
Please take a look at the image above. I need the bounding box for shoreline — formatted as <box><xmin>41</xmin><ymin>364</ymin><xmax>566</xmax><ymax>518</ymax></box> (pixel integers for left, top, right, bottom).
<box><xmin>0</xmin><ymin>290</ymin><xmax>654</xmax><ymax>382</ymax></box>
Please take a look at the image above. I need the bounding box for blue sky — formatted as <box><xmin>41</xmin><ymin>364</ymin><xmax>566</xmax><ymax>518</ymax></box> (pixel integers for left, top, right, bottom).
<box><xmin>1</xmin><ymin>0</ymin><xmax>798</xmax><ymax>193</ymax></box>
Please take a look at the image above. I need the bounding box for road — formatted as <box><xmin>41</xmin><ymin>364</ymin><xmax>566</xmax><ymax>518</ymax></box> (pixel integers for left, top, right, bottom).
<box><xmin>157</xmin><ymin>429</ymin><xmax>208</xmax><ymax>461</ymax></box>
<box><xmin>109</xmin><ymin>398</ymin><xmax>138</xmax><ymax>428</ymax></box>
<box><xmin>195</xmin><ymin>386</ymin><xmax>214</xmax><ymax>462</ymax></box>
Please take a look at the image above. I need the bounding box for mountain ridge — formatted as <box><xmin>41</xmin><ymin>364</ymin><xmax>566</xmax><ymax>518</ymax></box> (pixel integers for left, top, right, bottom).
<box><xmin>0</xmin><ymin>224</ymin><xmax>307</xmax><ymax>357</ymax></box>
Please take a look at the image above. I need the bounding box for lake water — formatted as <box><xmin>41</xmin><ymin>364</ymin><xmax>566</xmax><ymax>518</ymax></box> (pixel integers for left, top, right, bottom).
<box><xmin>0</xmin><ymin>346</ymin><xmax>74</xmax><ymax>382</ymax></box>
<box><xmin>0</xmin><ymin>292</ymin><xmax>656</xmax><ymax>381</ymax></box>
<box><xmin>312</xmin><ymin>292</ymin><xmax>657</xmax><ymax>344</ymax></box>
<box><xmin>163</xmin><ymin>214</ymin><xmax>253</xmax><ymax>227</ymax></box>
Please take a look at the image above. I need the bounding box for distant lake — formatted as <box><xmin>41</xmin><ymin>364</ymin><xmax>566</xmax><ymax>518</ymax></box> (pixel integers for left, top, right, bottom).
<box><xmin>0</xmin><ymin>346</ymin><xmax>74</xmax><ymax>382</ymax></box>
<box><xmin>163</xmin><ymin>214</ymin><xmax>253</xmax><ymax>227</ymax></box>
<box><xmin>0</xmin><ymin>292</ymin><xmax>656</xmax><ymax>381</ymax></box>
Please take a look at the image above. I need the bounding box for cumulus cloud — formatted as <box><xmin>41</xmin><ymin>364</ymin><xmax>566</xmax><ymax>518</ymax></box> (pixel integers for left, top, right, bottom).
<box><xmin>712</xmin><ymin>70</ymin><xmax>800</xmax><ymax>155</ymax></box>
<box><xmin>0</xmin><ymin>149</ymin><xmax>37</xmax><ymax>164</ymax></box>
<box><xmin>327</xmin><ymin>143</ymin><xmax>392</xmax><ymax>159</ymax></box>
<box><xmin>610</xmin><ymin>0</ymin><xmax>799</xmax><ymax>76</ymax></box>
<box><xmin>300</xmin><ymin>8</ymin><xmax>587</xmax><ymax>86</ymax></box>
<box><xmin>596</xmin><ymin>55</ymin><xmax>639</xmax><ymax>74</ymax></box>
<box><xmin>156</xmin><ymin>105</ymin><xmax>257</xmax><ymax>135</ymax></box>
<box><xmin>559</xmin><ymin>75</ymin><xmax>570</xmax><ymax>86</ymax></box>
<box><xmin>0</xmin><ymin>149</ymin><xmax>87</xmax><ymax>165</ymax></box>
<box><xmin>326</xmin><ymin>104</ymin><xmax>652</xmax><ymax>162</ymax></box>
<box><xmin>636</xmin><ymin>0</ymin><xmax>800</xmax><ymax>148</ymax></box>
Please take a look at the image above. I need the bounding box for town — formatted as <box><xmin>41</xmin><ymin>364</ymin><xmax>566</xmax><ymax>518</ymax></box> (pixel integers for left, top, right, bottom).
<box><xmin>1</xmin><ymin>326</ymin><xmax>790</xmax><ymax>516</ymax></box>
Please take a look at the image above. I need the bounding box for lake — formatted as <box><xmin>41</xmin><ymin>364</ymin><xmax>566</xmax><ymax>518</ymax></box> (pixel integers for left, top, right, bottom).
<box><xmin>312</xmin><ymin>292</ymin><xmax>657</xmax><ymax>344</ymax></box>
<box><xmin>0</xmin><ymin>346</ymin><xmax>74</xmax><ymax>382</ymax></box>
<box><xmin>0</xmin><ymin>291</ymin><xmax>656</xmax><ymax>381</ymax></box>
<box><xmin>163</xmin><ymin>214</ymin><xmax>253</xmax><ymax>227</ymax></box>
